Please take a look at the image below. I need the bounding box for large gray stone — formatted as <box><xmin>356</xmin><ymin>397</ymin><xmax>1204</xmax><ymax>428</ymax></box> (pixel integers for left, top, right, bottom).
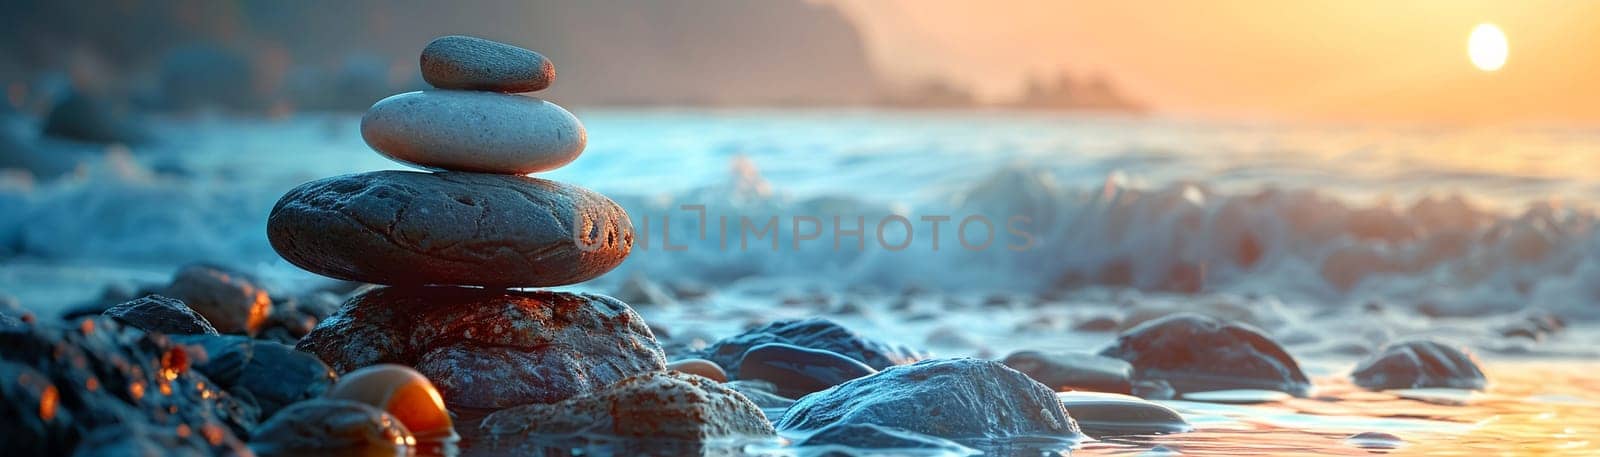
<box><xmin>478</xmin><ymin>371</ymin><xmax>773</xmax><ymax>442</ymax></box>
<box><xmin>267</xmin><ymin>171</ymin><xmax>632</xmax><ymax>288</ymax></box>
<box><xmin>775</xmin><ymin>358</ymin><xmax>1083</xmax><ymax>451</ymax></box>
<box><xmin>295</xmin><ymin>287</ymin><xmax>665</xmax><ymax>410</ymax></box>
<box><xmin>361</xmin><ymin>90</ymin><xmax>584</xmax><ymax>174</ymax></box>
<box><xmin>1099</xmin><ymin>313</ymin><xmax>1311</xmax><ymax>397</ymax></box>
<box><xmin>1350</xmin><ymin>340</ymin><xmax>1486</xmax><ymax>390</ymax></box>
<box><xmin>421</xmin><ymin>35</ymin><xmax>555</xmax><ymax>93</ymax></box>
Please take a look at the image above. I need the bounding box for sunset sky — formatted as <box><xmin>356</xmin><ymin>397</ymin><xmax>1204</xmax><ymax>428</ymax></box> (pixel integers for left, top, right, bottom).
<box><xmin>829</xmin><ymin>0</ymin><xmax>1600</xmax><ymax>123</ymax></box>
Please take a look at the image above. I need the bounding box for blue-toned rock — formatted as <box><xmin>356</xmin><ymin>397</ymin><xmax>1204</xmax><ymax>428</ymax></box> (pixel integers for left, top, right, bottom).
<box><xmin>1002</xmin><ymin>350</ymin><xmax>1133</xmax><ymax>394</ymax></box>
<box><xmin>1099</xmin><ymin>313</ymin><xmax>1310</xmax><ymax>397</ymax></box>
<box><xmin>797</xmin><ymin>423</ymin><xmax>977</xmax><ymax>455</ymax></box>
<box><xmin>703</xmin><ymin>318</ymin><xmax>924</xmax><ymax>374</ymax></box>
<box><xmin>1351</xmin><ymin>340</ymin><xmax>1486</xmax><ymax>390</ymax></box>
<box><xmin>171</xmin><ymin>334</ymin><xmax>337</xmax><ymax>420</ymax></box>
<box><xmin>1056</xmin><ymin>392</ymin><xmax>1191</xmax><ymax>437</ymax></box>
<box><xmin>775</xmin><ymin>358</ymin><xmax>1083</xmax><ymax>450</ymax></box>
<box><xmin>0</xmin><ymin>318</ymin><xmax>254</xmax><ymax>455</ymax></box>
<box><xmin>737</xmin><ymin>343</ymin><xmax>877</xmax><ymax>398</ymax></box>
<box><xmin>421</xmin><ymin>35</ymin><xmax>555</xmax><ymax>93</ymax></box>
<box><xmin>102</xmin><ymin>295</ymin><xmax>218</xmax><ymax>336</ymax></box>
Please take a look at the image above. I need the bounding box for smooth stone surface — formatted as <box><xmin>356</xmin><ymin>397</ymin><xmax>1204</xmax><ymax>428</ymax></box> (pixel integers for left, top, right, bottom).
<box><xmin>248</xmin><ymin>399</ymin><xmax>414</xmax><ymax>457</ymax></box>
<box><xmin>1056</xmin><ymin>392</ymin><xmax>1191</xmax><ymax>437</ymax></box>
<box><xmin>478</xmin><ymin>371</ymin><xmax>774</xmax><ymax>445</ymax></box>
<box><xmin>1002</xmin><ymin>350</ymin><xmax>1134</xmax><ymax>394</ymax></box>
<box><xmin>421</xmin><ymin>35</ymin><xmax>554</xmax><ymax>93</ymax></box>
<box><xmin>361</xmin><ymin>91</ymin><xmax>584</xmax><ymax>174</ymax></box>
<box><xmin>666</xmin><ymin>358</ymin><xmax>728</xmax><ymax>383</ymax></box>
<box><xmin>295</xmin><ymin>286</ymin><xmax>665</xmax><ymax>409</ymax></box>
<box><xmin>103</xmin><ymin>294</ymin><xmax>218</xmax><ymax>335</ymax></box>
<box><xmin>775</xmin><ymin>358</ymin><xmax>1084</xmax><ymax>450</ymax></box>
<box><xmin>170</xmin><ymin>334</ymin><xmax>337</xmax><ymax>420</ymax></box>
<box><xmin>737</xmin><ymin>343</ymin><xmax>877</xmax><ymax>398</ymax></box>
<box><xmin>327</xmin><ymin>364</ymin><xmax>456</xmax><ymax>446</ymax></box>
<box><xmin>797</xmin><ymin>423</ymin><xmax>978</xmax><ymax>455</ymax></box>
<box><xmin>1351</xmin><ymin>340</ymin><xmax>1487</xmax><ymax>390</ymax></box>
<box><xmin>702</xmin><ymin>318</ymin><xmax>925</xmax><ymax>375</ymax></box>
<box><xmin>0</xmin><ymin>317</ymin><xmax>254</xmax><ymax>455</ymax></box>
<box><xmin>268</xmin><ymin>171</ymin><xmax>632</xmax><ymax>288</ymax></box>
<box><xmin>1099</xmin><ymin>313</ymin><xmax>1311</xmax><ymax>397</ymax></box>
<box><xmin>161</xmin><ymin>264</ymin><xmax>272</xmax><ymax>335</ymax></box>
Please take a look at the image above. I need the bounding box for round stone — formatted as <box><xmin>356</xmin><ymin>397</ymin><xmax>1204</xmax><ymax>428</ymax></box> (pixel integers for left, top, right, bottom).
<box><xmin>267</xmin><ymin>170</ymin><xmax>632</xmax><ymax>288</ymax></box>
<box><xmin>294</xmin><ymin>286</ymin><xmax>666</xmax><ymax>410</ymax></box>
<box><xmin>421</xmin><ymin>35</ymin><xmax>554</xmax><ymax>93</ymax></box>
<box><xmin>361</xmin><ymin>90</ymin><xmax>585</xmax><ymax>174</ymax></box>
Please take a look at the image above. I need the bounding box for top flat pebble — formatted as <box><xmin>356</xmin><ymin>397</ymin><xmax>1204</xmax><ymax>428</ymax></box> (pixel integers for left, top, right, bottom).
<box><xmin>421</xmin><ymin>35</ymin><xmax>554</xmax><ymax>93</ymax></box>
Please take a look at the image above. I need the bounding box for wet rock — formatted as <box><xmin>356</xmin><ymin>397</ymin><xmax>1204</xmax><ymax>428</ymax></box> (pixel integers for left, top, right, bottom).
<box><xmin>1346</xmin><ymin>431</ymin><xmax>1403</xmax><ymax>449</ymax></box>
<box><xmin>268</xmin><ymin>171</ymin><xmax>632</xmax><ymax>288</ymax></box>
<box><xmin>1056</xmin><ymin>392</ymin><xmax>1191</xmax><ymax>437</ymax></box>
<box><xmin>69</xmin><ymin>422</ymin><xmax>228</xmax><ymax>457</ymax></box>
<box><xmin>1002</xmin><ymin>350</ymin><xmax>1134</xmax><ymax>394</ymax></box>
<box><xmin>248</xmin><ymin>399</ymin><xmax>413</xmax><ymax>457</ymax></box>
<box><xmin>0</xmin><ymin>317</ymin><xmax>254</xmax><ymax>455</ymax></box>
<box><xmin>702</xmin><ymin>318</ymin><xmax>924</xmax><ymax>375</ymax></box>
<box><xmin>796</xmin><ymin>423</ymin><xmax>977</xmax><ymax>455</ymax></box>
<box><xmin>478</xmin><ymin>371</ymin><xmax>774</xmax><ymax>449</ymax></box>
<box><xmin>775</xmin><ymin>358</ymin><xmax>1083</xmax><ymax>449</ymax></box>
<box><xmin>419</xmin><ymin>35</ymin><xmax>554</xmax><ymax>94</ymax></box>
<box><xmin>327</xmin><ymin>364</ymin><xmax>456</xmax><ymax>447</ymax></box>
<box><xmin>41</xmin><ymin>91</ymin><xmax>149</xmax><ymax>145</ymax></box>
<box><xmin>296</xmin><ymin>286</ymin><xmax>664</xmax><ymax>409</ymax></box>
<box><xmin>666</xmin><ymin>358</ymin><xmax>728</xmax><ymax>383</ymax></box>
<box><xmin>1099</xmin><ymin>313</ymin><xmax>1311</xmax><ymax>397</ymax></box>
<box><xmin>1350</xmin><ymin>340</ymin><xmax>1487</xmax><ymax>390</ymax></box>
<box><xmin>161</xmin><ymin>264</ymin><xmax>272</xmax><ymax>335</ymax></box>
<box><xmin>102</xmin><ymin>295</ymin><xmax>218</xmax><ymax>336</ymax></box>
<box><xmin>361</xmin><ymin>91</ymin><xmax>584</xmax><ymax>174</ymax></box>
<box><xmin>737</xmin><ymin>343</ymin><xmax>877</xmax><ymax>398</ymax></box>
<box><xmin>171</xmin><ymin>334</ymin><xmax>337</xmax><ymax>420</ymax></box>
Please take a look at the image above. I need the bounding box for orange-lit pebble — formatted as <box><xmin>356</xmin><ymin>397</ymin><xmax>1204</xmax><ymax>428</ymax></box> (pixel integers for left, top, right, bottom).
<box><xmin>39</xmin><ymin>385</ymin><xmax>58</xmax><ymax>421</ymax></box>
<box><xmin>177</xmin><ymin>424</ymin><xmax>192</xmax><ymax>438</ymax></box>
<box><xmin>202</xmin><ymin>423</ymin><xmax>225</xmax><ymax>445</ymax></box>
<box><xmin>129</xmin><ymin>382</ymin><xmax>146</xmax><ymax>400</ymax></box>
<box><xmin>667</xmin><ymin>358</ymin><xmax>728</xmax><ymax>383</ymax></box>
<box><xmin>328</xmin><ymin>364</ymin><xmax>455</xmax><ymax>442</ymax></box>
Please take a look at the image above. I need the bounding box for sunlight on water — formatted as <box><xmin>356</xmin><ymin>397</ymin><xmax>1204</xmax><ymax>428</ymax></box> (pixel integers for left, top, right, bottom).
<box><xmin>1073</xmin><ymin>361</ymin><xmax>1600</xmax><ymax>456</ymax></box>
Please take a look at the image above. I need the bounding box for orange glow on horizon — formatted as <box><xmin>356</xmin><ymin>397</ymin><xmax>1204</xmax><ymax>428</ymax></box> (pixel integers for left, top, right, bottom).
<box><xmin>830</xmin><ymin>0</ymin><xmax>1600</xmax><ymax>123</ymax></box>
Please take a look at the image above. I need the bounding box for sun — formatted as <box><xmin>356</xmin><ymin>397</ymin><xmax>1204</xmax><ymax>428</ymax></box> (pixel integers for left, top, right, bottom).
<box><xmin>1468</xmin><ymin>23</ymin><xmax>1507</xmax><ymax>72</ymax></box>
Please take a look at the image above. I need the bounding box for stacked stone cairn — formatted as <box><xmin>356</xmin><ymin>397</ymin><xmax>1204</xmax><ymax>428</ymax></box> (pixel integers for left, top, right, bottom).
<box><xmin>269</xmin><ymin>36</ymin><xmax>668</xmax><ymax>429</ymax></box>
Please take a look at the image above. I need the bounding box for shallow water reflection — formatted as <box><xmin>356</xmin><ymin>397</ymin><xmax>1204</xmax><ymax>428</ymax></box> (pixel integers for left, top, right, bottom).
<box><xmin>1073</xmin><ymin>361</ymin><xmax>1600</xmax><ymax>456</ymax></box>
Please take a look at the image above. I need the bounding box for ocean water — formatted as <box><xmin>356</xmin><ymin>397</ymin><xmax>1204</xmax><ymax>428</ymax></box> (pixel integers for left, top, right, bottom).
<box><xmin>2</xmin><ymin>109</ymin><xmax>1599</xmax><ymax>455</ymax></box>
